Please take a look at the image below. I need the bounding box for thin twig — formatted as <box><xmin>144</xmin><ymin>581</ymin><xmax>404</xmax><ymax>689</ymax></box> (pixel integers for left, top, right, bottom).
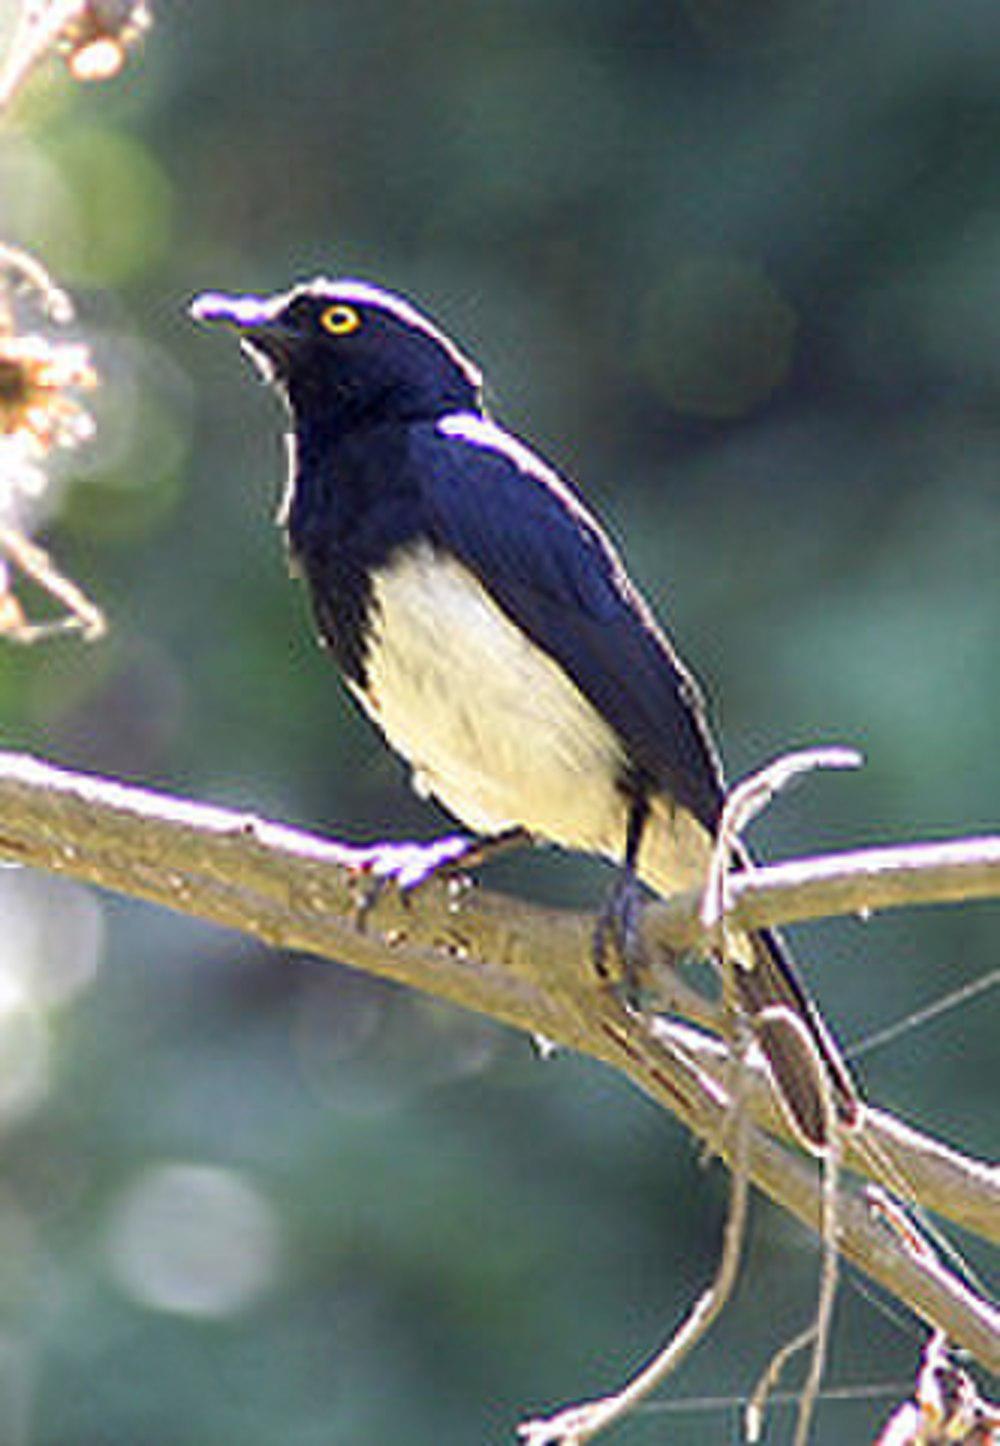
<box><xmin>648</xmin><ymin>835</ymin><xmax>1000</xmax><ymax>954</ymax></box>
<box><xmin>746</xmin><ymin>1326</ymin><xmax>818</xmax><ymax>1443</ymax></box>
<box><xmin>793</xmin><ymin>1094</ymin><xmax>843</xmax><ymax>1446</ymax></box>
<box><xmin>0</xmin><ymin>525</ymin><xmax>106</xmax><ymax>639</ymax></box>
<box><xmin>518</xmin><ymin>1021</ymin><xmax>754</xmax><ymax>1444</ymax></box>
<box><xmin>849</xmin><ymin>969</ymin><xmax>999</xmax><ymax>1060</ymax></box>
<box><xmin>700</xmin><ymin>745</ymin><xmax>864</xmax><ymax>933</ymax></box>
<box><xmin>739</xmin><ymin>1014</ymin><xmax>845</xmax><ymax>1444</ymax></box>
<box><xmin>0</xmin><ymin>1</ymin><xmax>82</xmax><ymax>109</ymax></box>
<box><xmin>0</xmin><ymin>242</ymin><xmax>75</xmax><ymax>321</ymax></box>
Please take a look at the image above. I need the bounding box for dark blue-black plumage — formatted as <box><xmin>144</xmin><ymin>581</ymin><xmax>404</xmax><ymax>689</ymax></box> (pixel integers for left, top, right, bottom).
<box><xmin>416</xmin><ymin>420</ymin><xmax>725</xmax><ymax>834</ymax></box>
<box><xmin>192</xmin><ymin>277</ymin><xmax>859</xmax><ymax>1151</ymax></box>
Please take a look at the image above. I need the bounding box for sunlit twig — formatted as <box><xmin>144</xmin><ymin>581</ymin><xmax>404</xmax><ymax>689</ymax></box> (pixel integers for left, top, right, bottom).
<box><xmin>0</xmin><ymin>0</ymin><xmax>150</xmax><ymax>109</ymax></box>
<box><xmin>0</xmin><ymin>245</ymin><xmax>104</xmax><ymax>640</ymax></box>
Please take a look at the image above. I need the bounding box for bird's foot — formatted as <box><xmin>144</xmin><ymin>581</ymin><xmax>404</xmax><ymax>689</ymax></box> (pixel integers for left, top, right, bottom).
<box><xmin>349</xmin><ymin>834</ymin><xmax>477</xmax><ymax>928</ymax></box>
<box><xmin>592</xmin><ymin>868</ymin><xmax>647</xmax><ymax>1002</ymax></box>
<box><xmin>350</xmin><ymin>833</ymin><xmax>477</xmax><ymax>892</ymax></box>
<box><xmin>349</xmin><ymin>828</ymin><xmax>529</xmax><ymax>927</ymax></box>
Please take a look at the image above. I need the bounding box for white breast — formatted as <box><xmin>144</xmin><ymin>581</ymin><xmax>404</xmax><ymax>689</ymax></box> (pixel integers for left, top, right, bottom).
<box><xmin>352</xmin><ymin>542</ymin><xmax>717</xmax><ymax>898</ymax></box>
<box><xmin>353</xmin><ymin>543</ymin><xmax>628</xmax><ymax>855</ymax></box>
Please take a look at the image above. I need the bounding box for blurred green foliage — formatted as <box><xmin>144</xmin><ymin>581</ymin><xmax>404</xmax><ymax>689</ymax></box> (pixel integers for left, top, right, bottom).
<box><xmin>0</xmin><ymin>2</ymin><xmax>997</xmax><ymax>1441</ymax></box>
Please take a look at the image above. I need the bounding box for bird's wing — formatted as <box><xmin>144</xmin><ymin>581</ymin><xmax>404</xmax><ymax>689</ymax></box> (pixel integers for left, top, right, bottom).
<box><xmin>409</xmin><ymin>417</ymin><xmax>725</xmax><ymax>833</ymax></box>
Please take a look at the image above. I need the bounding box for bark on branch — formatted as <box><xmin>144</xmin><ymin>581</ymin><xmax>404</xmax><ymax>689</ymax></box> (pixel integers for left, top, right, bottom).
<box><xmin>0</xmin><ymin>752</ymin><xmax>996</xmax><ymax>1369</ymax></box>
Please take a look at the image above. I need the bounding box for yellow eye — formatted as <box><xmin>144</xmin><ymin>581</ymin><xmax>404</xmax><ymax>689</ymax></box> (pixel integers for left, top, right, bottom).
<box><xmin>319</xmin><ymin>303</ymin><xmax>361</xmax><ymax>336</ymax></box>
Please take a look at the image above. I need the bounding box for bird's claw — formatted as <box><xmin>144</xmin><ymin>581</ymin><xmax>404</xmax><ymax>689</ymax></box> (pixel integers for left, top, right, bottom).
<box><xmin>592</xmin><ymin>869</ymin><xmax>647</xmax><ymax>1001</ymax></box>
<box><xmin>348</xmin><ymin>827</ymin><xmax>532</xmax><ymax>930</ymax></box>
<box><xmin>348</xmin><ymin>833</ymin><xmax>478</xmax><ymax>927</ymax></box>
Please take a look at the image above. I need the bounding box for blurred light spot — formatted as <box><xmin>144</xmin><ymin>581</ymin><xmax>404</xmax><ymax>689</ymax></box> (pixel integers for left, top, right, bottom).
<box><xmin>408</xmin><ymin>997</ymin><xmax>502</xmax><ymax>1087</ymax></box>
<box><xmin>30</xmin><ymin>635</ymin><xmax>188</xmax><ymax>776</ymax></box>
<box><xmin>296</xmin><ymin>976</ymin><xmax>502</xmax><ymax>1118</ymax></box>
<box><xmin>0</xmin><ymin>870</ymin><xmax>102</xmax><ymax>1008</ymax></box>
<box><xmin>0</xmin><ymin>1004</ymin><xmax>50</xmax><ymax>1125</ymax></box>
<box><xmin>68</xmin><ymin>38</ymin><xmax>128</xmax><ymax>83</ymax></box>
<box><xmin>294</xmin><ymin>974</ymin><xmax>400</xmax><ymax>1117</ymax></box>
<box><xmin>295</xmin><ymin>972</ymin><xmax>387</xmax><ymax>1072</ymax></box>
<box><xmin>38</xmin><ymin>127</ymin><xmax>173</xmax><ymax>286</ymax></box>
<box><xmin>640</xmin><ymin>256</ymin><xmax>796</xmax><ymax>419</ymax></box>
<box><xmin>0</xmin><ymin>139</ymin><xmax>77</xmax><ymax>273</ymax></box>
<box><xmin>65</xmin><ymin>330</ymin><xmax>194</xmax><ymax>541</ymax></box>
<box><xmin>104</xmin><ymin>1163</ymin><xmax>282</xmax><ymax>1317</ymax></box>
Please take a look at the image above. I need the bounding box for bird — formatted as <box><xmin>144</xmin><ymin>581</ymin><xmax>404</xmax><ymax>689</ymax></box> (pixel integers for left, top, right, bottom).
<box><xmin>191</xmin><ymin>277</ymin><xmax>861</xmax><ymax>1152</ymax></box>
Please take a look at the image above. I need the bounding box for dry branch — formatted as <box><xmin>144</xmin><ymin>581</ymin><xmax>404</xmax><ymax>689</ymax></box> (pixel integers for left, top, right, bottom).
<box><xmin>0</xmin><ymin>751</ymin><xmax>996</xmax><ymax>1370</ymax></box>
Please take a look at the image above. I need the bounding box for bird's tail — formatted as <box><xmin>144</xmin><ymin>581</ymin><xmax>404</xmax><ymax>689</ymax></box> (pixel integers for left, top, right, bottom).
<box><xmin>734</xmin><ymin>925</ymin><xmax>861</xmax><ymax>1153</ymax></box>
<box><xmin>636</xmin><ymin>801</ymin><xmax>860</xmax><ymax>1151</ymax></box>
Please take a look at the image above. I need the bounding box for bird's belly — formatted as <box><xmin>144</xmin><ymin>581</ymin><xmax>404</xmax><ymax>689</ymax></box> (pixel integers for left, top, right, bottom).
<box><xmin>352</xmin><ymin>544</ymin><xmax>628</xmax><ymax>853</ymax></box>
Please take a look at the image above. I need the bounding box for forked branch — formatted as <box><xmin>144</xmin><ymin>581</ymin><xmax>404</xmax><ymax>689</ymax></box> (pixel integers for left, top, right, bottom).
<box><xmin>0</xmin><ymin>751</ymin><xmax>996</xmax><ymax>1370</ymax></box>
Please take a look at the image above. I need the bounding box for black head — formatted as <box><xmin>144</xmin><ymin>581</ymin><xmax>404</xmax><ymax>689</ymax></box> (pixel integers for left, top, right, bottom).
<box><xmin>191</xmin><ymin>278</ymin><xmax>483</xmax><ymax>431</ymax></box>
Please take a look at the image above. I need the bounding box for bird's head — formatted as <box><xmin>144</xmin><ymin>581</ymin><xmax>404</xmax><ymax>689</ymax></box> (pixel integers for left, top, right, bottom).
<box><xmin>191</xmin><ymin>278</ymin><xmax>483</xmax><ymax>430</ymax></box>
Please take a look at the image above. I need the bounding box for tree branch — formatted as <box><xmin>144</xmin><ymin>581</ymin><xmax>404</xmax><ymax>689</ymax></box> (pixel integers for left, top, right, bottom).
<box><xmin>642</xmin><ymin>836</ymin><xmax>1000</xmax><ymax>954</ymax></box>
<box><xmin>0</xmin><ymin>752</ymin><xmax>996</xmax><ymax>1369</ymax></box>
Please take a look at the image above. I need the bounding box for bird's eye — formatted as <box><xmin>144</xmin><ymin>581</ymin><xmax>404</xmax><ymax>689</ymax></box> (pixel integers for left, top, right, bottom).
<box><xmin>319</xmin><ymin>303</ymin><xmax>362</xmax><ymax>336</ymax></box>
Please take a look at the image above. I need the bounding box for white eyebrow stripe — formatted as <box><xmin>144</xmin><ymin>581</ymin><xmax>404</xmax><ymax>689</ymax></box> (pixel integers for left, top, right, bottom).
<box><xmin>291</xmin><ymin>277</ymin><xmax>484</xmax><ymax>392</ymax></box>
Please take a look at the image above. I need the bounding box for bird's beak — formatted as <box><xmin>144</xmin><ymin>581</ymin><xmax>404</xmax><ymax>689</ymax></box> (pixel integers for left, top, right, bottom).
<box><xmin>190</xmin><ymin>291</ymin><xmax>277</xmax><ymax>330</ymax></box>
<box><xmin>190</xmin><ymin>291</ymin><xmax>295</xmax><ymax>376</ymax></box>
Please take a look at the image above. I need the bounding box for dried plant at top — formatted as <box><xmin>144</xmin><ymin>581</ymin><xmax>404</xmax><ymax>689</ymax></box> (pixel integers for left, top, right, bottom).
<box><xmin>0</xmin><ymin>244</ymin><xmax>104</xmax><ymax>641</ymax></box>
<box><xmin>0</xmin><ymin>0</ymin><xmax>151</xmax><ymax>108</ymax></box>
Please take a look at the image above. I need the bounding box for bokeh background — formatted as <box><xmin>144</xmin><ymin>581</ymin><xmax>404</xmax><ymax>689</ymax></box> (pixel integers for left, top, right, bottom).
<box><xmin>0</xmin><ymin>2</ymin><xmax>997</xmax><ymax>1441</ymax></box>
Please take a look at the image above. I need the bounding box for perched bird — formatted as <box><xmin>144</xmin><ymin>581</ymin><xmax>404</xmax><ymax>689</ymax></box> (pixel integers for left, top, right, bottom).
<box><xmin>192</xmin><ymin>278</ymin><xmax>860</xmax><ymax>1152</ymax></box>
